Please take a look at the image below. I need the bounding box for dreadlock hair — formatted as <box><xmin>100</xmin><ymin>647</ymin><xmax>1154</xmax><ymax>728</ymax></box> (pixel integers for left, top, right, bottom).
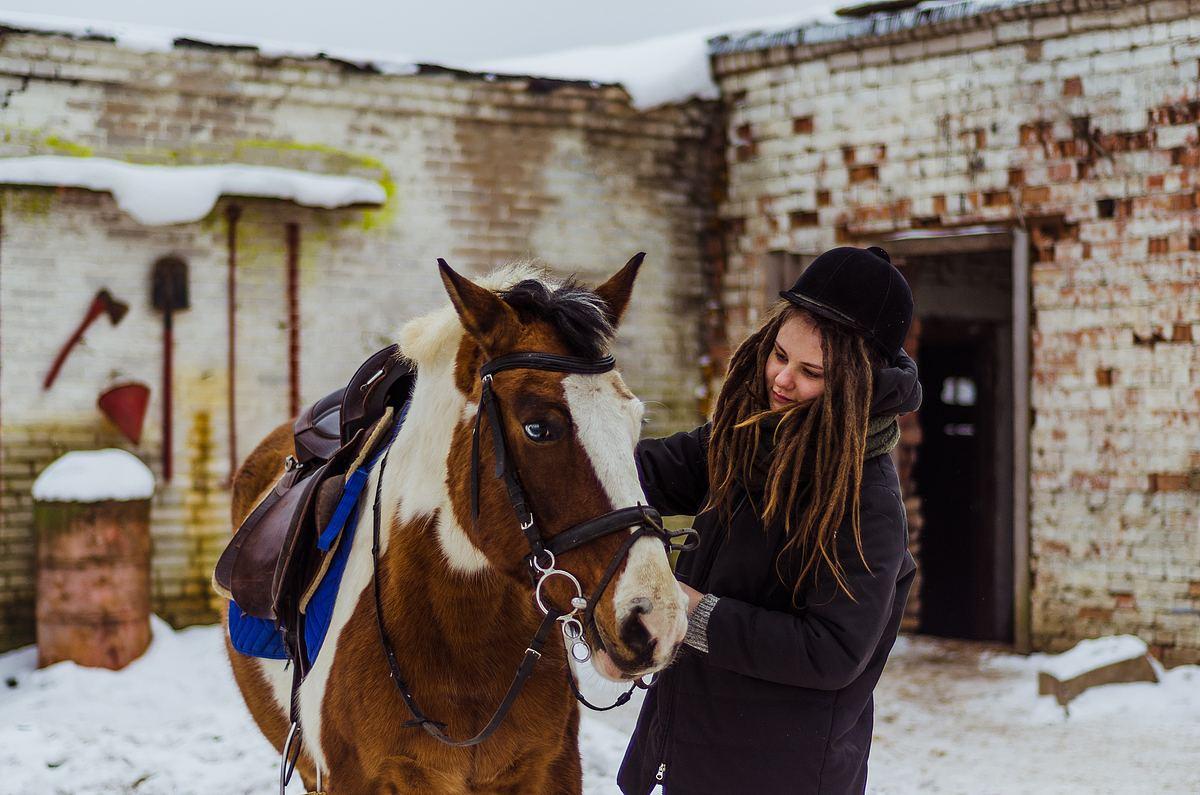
<box><xmin>706</xmin><ymin>301</ymin><xmax>880</xmax><ymax>603</ymax></box>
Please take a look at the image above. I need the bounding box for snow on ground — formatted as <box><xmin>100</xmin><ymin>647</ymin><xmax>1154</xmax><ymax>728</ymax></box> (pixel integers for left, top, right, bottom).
<box><xmin>31</xmin><ymin>449</ymin><xmax>155</xmax><ymax>503</ymax></box>
<box><xmin>0</xmin><ymin>157</ymin><xmax>387</xmax><ymax>226</ymax></box>
<box><xmin>2</xmin><ymin>621</ymin><xmax>1197</xmax><ymax>793</ymax></box>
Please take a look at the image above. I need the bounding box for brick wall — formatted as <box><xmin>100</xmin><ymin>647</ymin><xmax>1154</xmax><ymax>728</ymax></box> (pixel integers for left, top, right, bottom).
<box><xmin>0</xmin><ymin>32</ymin><xmax>716</xmax><ymax>650</ymax></box>
<box><xmin>712</xmin><ymin>0</ymin><xmax>1200</xmax><ymax>663</ymax></box>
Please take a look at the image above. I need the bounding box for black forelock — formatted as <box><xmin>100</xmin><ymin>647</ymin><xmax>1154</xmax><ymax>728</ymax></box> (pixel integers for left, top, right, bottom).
<box><xmin>499</xmin><ymin>278</ymin><xmax>615</xmax><ymax>359</ymax></box>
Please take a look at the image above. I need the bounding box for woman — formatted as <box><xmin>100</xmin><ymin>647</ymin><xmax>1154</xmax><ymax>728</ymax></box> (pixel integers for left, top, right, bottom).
<box><xmin>617</xmin><ymin>246</ymin><xmax>922</xmax><ymax>794</ymax></box>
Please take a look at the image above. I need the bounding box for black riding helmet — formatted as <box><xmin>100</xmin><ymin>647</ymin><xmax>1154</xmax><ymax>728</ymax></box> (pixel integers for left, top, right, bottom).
<box><xmin>779</xmin><ymin>246</ymin><xmax>914</xmax><ymax>364</ymax></box>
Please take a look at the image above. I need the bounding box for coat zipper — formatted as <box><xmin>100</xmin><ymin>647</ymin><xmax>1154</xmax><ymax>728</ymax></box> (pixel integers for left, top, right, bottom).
<box><xmin>652</xmin><ymin>493</ymin><xmax>748</xmax><ymax>789</ymax></box>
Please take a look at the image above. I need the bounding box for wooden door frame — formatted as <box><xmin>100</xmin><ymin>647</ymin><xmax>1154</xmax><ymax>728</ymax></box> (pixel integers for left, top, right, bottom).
<box><xmin>878</xmin><ymin>225</ymin><xmax>1032</xmax><ymax>652</ymax></box>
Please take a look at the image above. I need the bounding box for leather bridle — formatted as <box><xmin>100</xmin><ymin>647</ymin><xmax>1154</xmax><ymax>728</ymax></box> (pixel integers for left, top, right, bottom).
<box><xmin>370</xmin><ymin>349</ymin><xmax>697</xmax><ymax>747</ymax></box>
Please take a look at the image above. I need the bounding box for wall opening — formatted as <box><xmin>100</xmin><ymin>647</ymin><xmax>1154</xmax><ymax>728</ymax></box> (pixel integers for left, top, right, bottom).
<box><xmin>885</xmin><ymin>234</ymin><xmax>1020</xmax><ymax>643</ymax></box>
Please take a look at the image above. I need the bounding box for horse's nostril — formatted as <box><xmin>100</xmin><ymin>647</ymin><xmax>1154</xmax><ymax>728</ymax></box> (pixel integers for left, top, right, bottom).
<box><xmin>629</xmin><ymin>597</ymin><xmax>653</xmax><ymax>617</ymax></box>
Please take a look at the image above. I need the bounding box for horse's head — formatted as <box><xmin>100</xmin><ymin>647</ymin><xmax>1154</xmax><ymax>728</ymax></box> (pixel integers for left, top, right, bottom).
<box><xmin>437</xmin><ymin>256</ymin><xmax>687</xmax><ymax>680</ymax></box>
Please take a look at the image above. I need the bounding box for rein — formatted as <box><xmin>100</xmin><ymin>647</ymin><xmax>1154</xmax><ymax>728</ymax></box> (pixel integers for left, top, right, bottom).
<box><xmin>371</xmin><ymin>349</ymin><xmax>697</xmax><ymax>747</ymax></box>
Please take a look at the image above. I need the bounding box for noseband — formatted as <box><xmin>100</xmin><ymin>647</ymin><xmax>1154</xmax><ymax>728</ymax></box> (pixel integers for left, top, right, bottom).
<box><xmin>370</xmin><ymin>349</ymin><xmax>696</xmax><ymax>748</ymax></box>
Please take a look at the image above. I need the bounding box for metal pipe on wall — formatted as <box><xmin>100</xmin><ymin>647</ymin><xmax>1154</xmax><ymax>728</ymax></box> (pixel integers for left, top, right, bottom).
<box><xmin>225</xmin><ymin>205</ymin><xmax>241</xmax><ymax>479</ymax></box>
<box><xmin>285</xmin><ymin>222</ymin><xmax>300</xmax><ymax>419</ymax></box>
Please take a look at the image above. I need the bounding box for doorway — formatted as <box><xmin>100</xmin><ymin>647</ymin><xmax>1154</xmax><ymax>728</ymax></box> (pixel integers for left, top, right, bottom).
<box><xmin>888</xmin><ymin>242</ymin><xmax>1018</xmax><ymax>643</ymax></box>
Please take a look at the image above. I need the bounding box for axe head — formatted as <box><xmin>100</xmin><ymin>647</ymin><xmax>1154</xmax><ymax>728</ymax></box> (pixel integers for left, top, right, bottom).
<box><xmin>97</xmin><ymin>289</ymin><xmax>130</xmax><ymax>325</ymax></box>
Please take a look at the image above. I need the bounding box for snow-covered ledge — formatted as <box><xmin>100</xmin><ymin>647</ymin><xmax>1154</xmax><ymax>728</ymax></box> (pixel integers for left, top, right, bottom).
<box><xmin>0</xmin><ymin>156</ymin><xmax>387</xmax><ymax>226</ymax></box>
<box><xmin>33</xmin><ymin>449</ymin><xmax>155</xmax><ymax>503</ymax></box>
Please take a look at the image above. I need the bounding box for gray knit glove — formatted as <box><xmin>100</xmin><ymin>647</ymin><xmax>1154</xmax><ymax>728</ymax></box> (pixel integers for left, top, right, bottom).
<box><xmin>683</xmin><ymin>593</ymin><xmax>720</xmax><ymax>653</ymax></box>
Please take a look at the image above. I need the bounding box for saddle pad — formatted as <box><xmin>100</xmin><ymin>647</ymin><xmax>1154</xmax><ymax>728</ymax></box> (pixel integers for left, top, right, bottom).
<box><xmin>229</xmin><ymin>405</ymin><xmax>406</xmax><ymax>664</ymax></box>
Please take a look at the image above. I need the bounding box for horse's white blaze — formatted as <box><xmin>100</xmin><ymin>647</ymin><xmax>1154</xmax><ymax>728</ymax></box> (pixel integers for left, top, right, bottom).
<box><xmin>561</xmin><ymin>372</ymin><xmax>688</xmax><ymax>667</ymax></box>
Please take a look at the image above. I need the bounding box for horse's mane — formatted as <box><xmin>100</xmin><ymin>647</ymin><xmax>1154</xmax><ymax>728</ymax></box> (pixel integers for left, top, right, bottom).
<box><xmin>399</xmin><ymin>262</ymin><xmax>614</xmax><ymax>366</ymax></box>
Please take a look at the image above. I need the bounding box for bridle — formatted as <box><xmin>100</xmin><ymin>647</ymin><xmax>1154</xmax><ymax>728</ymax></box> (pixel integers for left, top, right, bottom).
<box><xmin>371</xmin><ymin>349</ymin><xmax>697</xmax><ymax>747</ymax></box>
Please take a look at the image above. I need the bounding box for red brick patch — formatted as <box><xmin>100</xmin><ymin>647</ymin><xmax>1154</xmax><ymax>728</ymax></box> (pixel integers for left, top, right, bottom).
<box><xmin>842</xmin><ymin>145</ymin><xmax>856</xmax><ymax>165</ymax></box>
<box><xmin>1020</xmin><ymin>121</ymin><xmax>1052</xmax><ymax>145</ymax></box>
<box><xmin>792</xmin><ymin>116</ymin><xmax>814</xmax><ymax>134</ymax></box>
<box><xmin>1049</xmin><ymin>162</ymin><xmax>1075</xmax><ymax>181</ymax></box>
<box><xmin>1078</xmin><ymin>606</ymin><xmax>1113</xmax><ymax>621</ymax></box>
<box><xmin>1063</xmin><ymin>76</ymin><xmax>1084</xmax><ymax>96</ymax></box>
<box><xmin>848</xmin><ymin>164</ymin><xmax>878</xmax><ymax>183</ymax></box>
<box><xmin>1008</xmin><ymin>168</ymin><xmax>1025</xmax><ymax>187</ymax></box>
<box><xmin>1111</xmin><ymin>592</ymin><xmax>1137</xmax><ymax>609</ymax></box>
<box><xmin>1096</xmin><ymin>367</ymin><xmax>1115</xmax><ymax>386</ymax></box>
<box><xmin>1148</xmin><ymin>237</ymin><xmax>1170</xmax><ymax>255</ymax></box>
<box><xmin>1173</xmin><ymin>323</ymin><xmax>1193</xmax><ymax>342</ymax></box>
<box><xmin>1189</xmin><ymin>582</ymin><xmax>1200</xmax><ymax>598</ymax></box>
<box><xmin>789</xmin><ymin>210</ymin><xmax>819</xmax><ymax>228</ymax></box>
<box><xmin>816</xmin><ymin>189</ymin><xmax>831</xmax><ymax>207</ymax></box>
<box><xmin>1042</xmin><ymin>539</ymin><xmax>1071</xmax><ymax>555</ymax></box>
<box><xmin>1148</xmin><ymin>472</ymin><xmax>1191</xmax><ymax>492</ymax></box>
<box><xmin>1022</xmin><ymin>186</ymin><xmax>1051</xmax><ymax>204</ymax></box>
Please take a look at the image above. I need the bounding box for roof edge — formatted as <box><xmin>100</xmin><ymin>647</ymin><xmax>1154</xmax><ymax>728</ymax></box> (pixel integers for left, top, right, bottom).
<box><xmin>708</xmin><ymin>0</ymin><xmax>1108</xmax><ymax>70</ymax></box>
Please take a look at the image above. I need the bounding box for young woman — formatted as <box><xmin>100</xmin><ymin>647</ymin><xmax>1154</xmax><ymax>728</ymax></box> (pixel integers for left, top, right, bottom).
<box><xmin>616</xmin><ymin>246</ymin><xmax>922</xmax><ymax>794</ymax></box>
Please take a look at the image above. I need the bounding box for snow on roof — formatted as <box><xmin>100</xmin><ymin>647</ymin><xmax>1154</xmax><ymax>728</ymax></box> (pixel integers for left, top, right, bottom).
<box><xmin>0</xmin><ymin>4</ymin><xmax>1045</xmax><ymax>110</ymax></box>
<box><xmin>710</xmin><ymin>0</ymin><xmax>1049</xmax><ymax>56</ymax></box>
<box><xmin>0</xmin><ymin>9</ymin><xmax>419</xmax><ymax>75</ymax></box>
<box><xmin>32</xmin><ymin>449</ymin><xmax>155</xmax><ymax>502</ymax></box>
<box><xmin>472</xmin><ymin>6</ymin><xmax>846</xmax><ymax>109</ymax></box>
<box><xmin>0</xmin><ymin>156</ymin><xmax>387</xmax><ymax>226</ymax></box>
<box><xmin>0</xmin><ymin>8</ymin><xmax>850</xmax><ymax>110</ymax></box>
<box><xmin>1036</xmin><ymin>635</ymin><xmax>1151</xmax><ymax>682</ymax></box>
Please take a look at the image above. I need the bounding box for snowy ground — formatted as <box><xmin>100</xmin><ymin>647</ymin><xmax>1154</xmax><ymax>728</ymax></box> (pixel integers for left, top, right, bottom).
<box><xmin>2</xmin><ymin>619</ymin><xmax>1196</xmax><ymax>794</ymax></box>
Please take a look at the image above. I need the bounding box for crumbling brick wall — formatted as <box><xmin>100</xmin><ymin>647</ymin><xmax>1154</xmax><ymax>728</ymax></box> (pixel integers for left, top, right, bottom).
<box><xmin>712</xmin><ymin>0</ymin><xmax>1200</xmax><ymax>663</ymax></box>
<box><xmin>0</xmin><ymin>31</ymin><xmax>716</xmax><ymax>650</ymax></box>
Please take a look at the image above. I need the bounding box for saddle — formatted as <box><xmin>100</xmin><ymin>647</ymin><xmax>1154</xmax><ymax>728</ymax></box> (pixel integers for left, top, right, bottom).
<box><xmin>213</xmin><ymin>345</ymin><xmax>414</xmax><ymax>644</ymax></box>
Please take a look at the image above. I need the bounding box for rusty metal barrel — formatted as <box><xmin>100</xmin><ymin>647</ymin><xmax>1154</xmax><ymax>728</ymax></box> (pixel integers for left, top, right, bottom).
<box><xmin>32</xmin><ymin>449</ymin><xmax>155</xmax><ymax>670</ymax></box>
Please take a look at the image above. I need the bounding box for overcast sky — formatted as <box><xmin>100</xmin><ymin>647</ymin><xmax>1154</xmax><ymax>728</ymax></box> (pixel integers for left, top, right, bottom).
<box><xmin>0</xmin><ymin>1</ymin><xmax>839</xmax><ymax>61</ymax></box>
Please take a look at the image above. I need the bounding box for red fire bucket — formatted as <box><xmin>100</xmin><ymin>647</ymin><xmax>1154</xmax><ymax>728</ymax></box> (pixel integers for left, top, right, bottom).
<box><xmin>98</xmin><ymin>382</ymin><xmax>151</xmax><ymax>445</ymax></box>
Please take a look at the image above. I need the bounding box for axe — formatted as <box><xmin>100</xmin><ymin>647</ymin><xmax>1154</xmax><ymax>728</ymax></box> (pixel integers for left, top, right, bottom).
<box><xmin>42</xmin><ymin>289</ymin><xmax>130</xmax><ymax>390</ymax></box>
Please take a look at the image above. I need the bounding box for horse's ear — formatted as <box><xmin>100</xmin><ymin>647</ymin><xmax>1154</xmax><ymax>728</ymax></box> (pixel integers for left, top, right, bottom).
<box><xmin>594</xmin><ymin>252</ymin><xmax>644</xmax><ymax>329</ymax></box>
<box><xmin>437</xmin><ymin>259</ymin><xmax>519</xmax><ymax>354</ymax></box>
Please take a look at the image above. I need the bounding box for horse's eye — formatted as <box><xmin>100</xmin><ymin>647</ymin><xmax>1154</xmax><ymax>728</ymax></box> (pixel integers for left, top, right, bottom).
<box><xmin>522</xmin><ymin>421</ymin><xmax>559</xmax><ymax>442</ymax></box>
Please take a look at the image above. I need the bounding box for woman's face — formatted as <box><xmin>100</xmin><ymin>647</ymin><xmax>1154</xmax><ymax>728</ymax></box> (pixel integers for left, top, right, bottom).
<box><xmin>765</xmin><ymin>315</ymin><xmax>825</xmax><ymax>410</ymax></box>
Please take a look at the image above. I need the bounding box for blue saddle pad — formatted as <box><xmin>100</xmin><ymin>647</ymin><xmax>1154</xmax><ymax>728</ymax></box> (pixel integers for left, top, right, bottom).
<box><xmin>228</xmin><ymin>407</ymin><xmax>405</xmax><ymax>665</ymax></box>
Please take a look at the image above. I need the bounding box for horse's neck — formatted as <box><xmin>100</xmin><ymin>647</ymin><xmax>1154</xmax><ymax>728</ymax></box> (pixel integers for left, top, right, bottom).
<box><xmin>372</xmin><ymin>355</ymin><xmax>549</xmax><ymax>673</ymax></box>
<box><xmin>378</xmin><ymin>512</ymin><xmax>536</xmax><ymax>665</ymax></box>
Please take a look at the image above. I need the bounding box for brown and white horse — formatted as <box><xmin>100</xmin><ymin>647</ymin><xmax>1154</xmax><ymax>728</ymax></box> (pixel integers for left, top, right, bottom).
<box><xmin>224</xmin><ymin>257</ymin><xmax>687</xmax><ymax>793</ymax></box>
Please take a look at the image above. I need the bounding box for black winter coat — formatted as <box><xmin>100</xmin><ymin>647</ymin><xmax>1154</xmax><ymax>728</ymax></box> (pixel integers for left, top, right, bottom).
<box><xmin>618</xmin><ymin>353</ymin><xmax>922</xmax><ymax>795</ymax></box>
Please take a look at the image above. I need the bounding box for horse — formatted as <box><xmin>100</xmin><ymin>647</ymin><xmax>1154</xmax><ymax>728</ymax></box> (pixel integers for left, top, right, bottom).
<box><xmin>223</xmin><ymin>256</ymin><xmax>689</xmax><ymax>793</ymax></box>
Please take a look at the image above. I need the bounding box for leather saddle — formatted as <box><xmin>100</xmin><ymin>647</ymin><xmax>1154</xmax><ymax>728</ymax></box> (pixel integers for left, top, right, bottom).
<box><xmin>213</xmin><ymin>345</ymin><xmax>414</xmax><ymax>632</ymax></box>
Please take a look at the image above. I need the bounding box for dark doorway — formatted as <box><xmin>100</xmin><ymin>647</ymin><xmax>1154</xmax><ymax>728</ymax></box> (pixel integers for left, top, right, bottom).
<box><xmin>915</xmin><ymin>319</ymin><xmax>1009</xmax><ymax>640</ymax></box>
<box><xmin>897</xmin><ymin>247</ymin><xmax>1015</xmax><ymax>643</ymax></box>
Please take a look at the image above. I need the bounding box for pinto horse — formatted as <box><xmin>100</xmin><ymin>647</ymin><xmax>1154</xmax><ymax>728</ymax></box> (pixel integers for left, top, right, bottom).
<box><xmin>224</xmin><ymin>257</ymin><xmax>688</xmax><ymax>793</ymax></box>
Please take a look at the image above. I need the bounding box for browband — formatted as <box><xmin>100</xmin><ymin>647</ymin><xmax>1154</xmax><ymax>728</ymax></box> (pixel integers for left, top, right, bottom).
<box><xmin>481</xmin><ymin>352</ymin><xmax>616</xmax><ymax>378</ymax></box>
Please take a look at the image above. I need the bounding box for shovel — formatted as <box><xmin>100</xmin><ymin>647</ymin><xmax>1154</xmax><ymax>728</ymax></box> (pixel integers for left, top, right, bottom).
<box><xmin>151</xmin><ymin>256</ymin><xmax>189</xmax><ymax>481</ymax></box>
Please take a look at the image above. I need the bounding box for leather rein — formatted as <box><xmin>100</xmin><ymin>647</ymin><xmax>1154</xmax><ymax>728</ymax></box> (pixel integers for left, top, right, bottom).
<box><xmin>370</xmin><ymin>350</ymin><xmax>697</xmax><ymax>747</ymax></box>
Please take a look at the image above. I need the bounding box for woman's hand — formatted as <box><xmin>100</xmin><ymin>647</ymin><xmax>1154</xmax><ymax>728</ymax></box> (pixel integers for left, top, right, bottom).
<box><xmin>679</xmin><ymin>582</ymin><xmax>704</xmax><ymax>616</ymax></box>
